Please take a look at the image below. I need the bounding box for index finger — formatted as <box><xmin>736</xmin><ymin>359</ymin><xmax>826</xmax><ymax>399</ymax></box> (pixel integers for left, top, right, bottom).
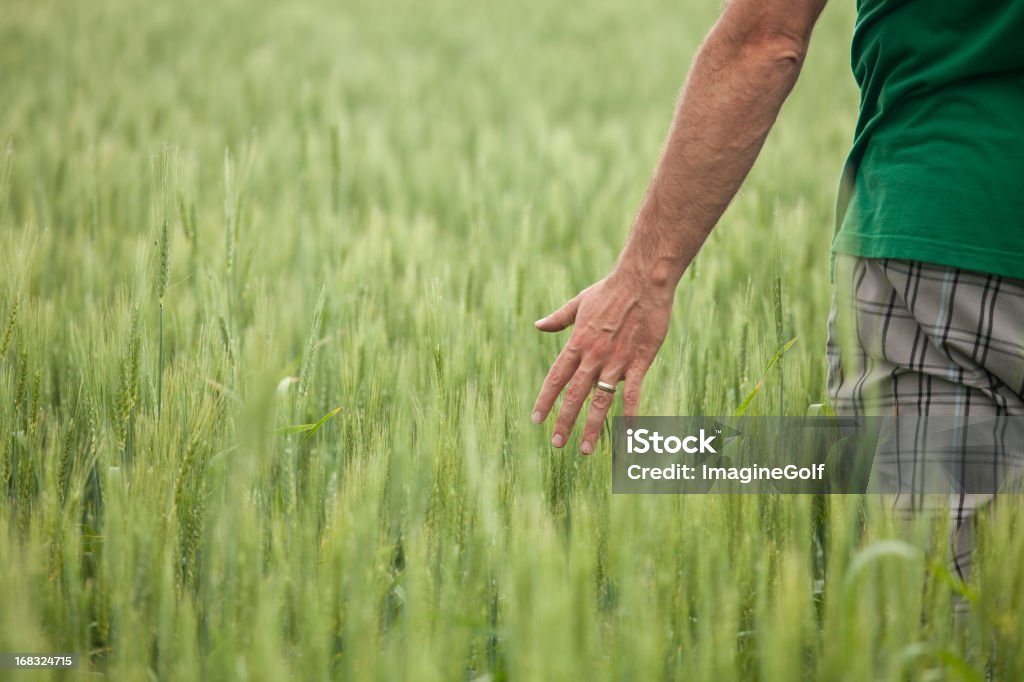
<box><xmin>531</xmin><ymin>342</ymin><xmax>581</xmax><ymax>423</ymax></box>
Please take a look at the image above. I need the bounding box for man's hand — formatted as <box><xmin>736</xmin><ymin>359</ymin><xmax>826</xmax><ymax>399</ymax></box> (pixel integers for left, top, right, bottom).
<box><xmin>531</xmin><ymin>267</ymin><xmax>674</xmax><ymax>453</ymax></box>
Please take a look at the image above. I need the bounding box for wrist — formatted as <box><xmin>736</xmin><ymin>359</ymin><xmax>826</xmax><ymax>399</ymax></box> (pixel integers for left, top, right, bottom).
<box><xmin>615</xmin><ymin>214</ymin><xmax>686</xmax><ymax>289</ymax></box>
<box><xmin>617</xmin><ymin>199</ymin><xmax>695</xmax><ymax>287</ymax></box>
<box><xmin>611</xmin><ymin>251</ymin><xmax>681</xmax><ymax>301</ymax></box>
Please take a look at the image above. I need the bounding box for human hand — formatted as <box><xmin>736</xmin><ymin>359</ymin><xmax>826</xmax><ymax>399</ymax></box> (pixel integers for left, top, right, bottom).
<box><xmin>531</xmin><ymin>267</ymin><xmax>675</xmax><ymax>453</ymax></box>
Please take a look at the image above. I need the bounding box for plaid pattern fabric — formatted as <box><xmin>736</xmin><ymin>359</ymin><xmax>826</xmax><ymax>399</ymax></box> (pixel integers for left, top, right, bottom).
<box><xmin>826</xmin><ymin>254</ymin><xmax>1024</xmax><ymax>580</ymax></box>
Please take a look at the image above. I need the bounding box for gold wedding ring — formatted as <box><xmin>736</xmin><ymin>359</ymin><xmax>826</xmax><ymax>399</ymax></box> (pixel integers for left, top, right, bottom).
<box><xmin>595</xmin><ymin>380</ymin><xmax>617</xmax><ymax>394</ymax></box>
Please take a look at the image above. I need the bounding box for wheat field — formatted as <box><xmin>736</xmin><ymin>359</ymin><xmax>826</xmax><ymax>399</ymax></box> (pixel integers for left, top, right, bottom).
<box><xmin>2</xmin><ymin>0</ymin><xmax>1023</xmax><ymax>679</ymax></box>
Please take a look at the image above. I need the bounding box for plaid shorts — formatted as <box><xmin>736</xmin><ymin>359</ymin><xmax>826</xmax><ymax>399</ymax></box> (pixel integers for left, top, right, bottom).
<box><xmin>827</xmin><ymin>255</ymin><xmax>1024</xmax><ymax>418</ymax></box>
<box><xmin>826</xmin><ymin>254</ymin><xmax>1024</xmax><ymax>579</ymax></box>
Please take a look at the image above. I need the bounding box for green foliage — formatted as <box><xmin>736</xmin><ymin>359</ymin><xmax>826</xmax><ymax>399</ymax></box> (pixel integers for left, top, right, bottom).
<box><xmin>734</xmin><ymin>337</ymin><xmax>798</xmax><ymax>417</ymax></box>
<box><xmin>1</xmin><ymin>0</ymin><xmax>1019</xmax><ymax>680</ymax></box>
<box><xmin>274</xmin><ymin>405</ymin><xmax>342</xmax><ymax>446</ymax></box>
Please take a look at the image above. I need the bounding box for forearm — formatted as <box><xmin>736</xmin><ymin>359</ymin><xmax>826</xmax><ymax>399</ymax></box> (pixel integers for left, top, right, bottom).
<box><xmin>617</xmin><ymin>8</ymin><xmax>817</xmax><ymax>289</ymax></box>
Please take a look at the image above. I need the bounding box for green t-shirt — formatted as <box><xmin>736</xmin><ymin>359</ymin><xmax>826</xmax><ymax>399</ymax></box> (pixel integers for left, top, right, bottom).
<box><xmin>833</xmin><ymin>0</ymin><xmax>1024</xmax><ymax>279</ymax></box>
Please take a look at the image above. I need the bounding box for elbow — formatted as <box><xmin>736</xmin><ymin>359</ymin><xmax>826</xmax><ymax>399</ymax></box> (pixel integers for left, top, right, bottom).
<box><xmin>738</xmin><ymin>30</ymin><xmax>810</xmax><ymax>74</ymax></box>
<box><xmin>710</xmin><ymin>6</ymin><xmax>817</xmax><ymax>76</ymax></box>
<box><xmin>710</xmin><ymin>0</ymin><xmax>824</xmax><ymax>74</ymax></box>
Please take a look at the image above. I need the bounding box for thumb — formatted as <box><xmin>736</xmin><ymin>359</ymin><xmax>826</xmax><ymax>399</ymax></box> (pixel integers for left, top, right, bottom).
<box><xmin>534</xmin><ymin>295</ymin><xmax>581</xmax><ymax>332</ymax></box>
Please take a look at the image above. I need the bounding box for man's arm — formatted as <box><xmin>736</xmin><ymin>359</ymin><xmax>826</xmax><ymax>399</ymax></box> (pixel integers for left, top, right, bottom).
<box><xmin>532</xmin><ymin>0</ymin><xmax>828</xmax><ymax>453</ymax></box>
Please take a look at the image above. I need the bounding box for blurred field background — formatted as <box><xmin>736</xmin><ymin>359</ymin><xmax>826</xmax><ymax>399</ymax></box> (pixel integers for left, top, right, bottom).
<box><xmin>2</xmin><ymin>0</ymin><xmax>1023</xmax><ymax>679</ymax></box>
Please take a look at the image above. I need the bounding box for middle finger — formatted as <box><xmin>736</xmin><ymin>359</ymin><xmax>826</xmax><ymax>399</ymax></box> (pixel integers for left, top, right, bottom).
<box><xmin>551</xmin><ymin>364</ymin><xmax>600</xmax><ymax>448</ymax></box>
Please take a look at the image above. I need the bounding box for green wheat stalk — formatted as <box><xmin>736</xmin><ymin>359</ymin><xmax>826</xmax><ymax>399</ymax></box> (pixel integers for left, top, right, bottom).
<box><xmin>156</xmin><ymin>209</ymin><xmax>171</xmax><ymax>420</ymax></box>
<box><xmin>298</xmin><ymin>285</ymin><xmax>327</xmax><ymax>402</ymax></box>
<box><xmin>153</xmin><ymin>147</ymin><xmax>175</xmax><ymax>420</ymax></box>
<box><xmin>0</xmin><ymin>141</ymin><xmax>12</xmax><ymax>225</ymax></box>
<box><xmin>1</xmin><ymin>290</ymin><xmax>19</xmax><ymax>357</ymax></box>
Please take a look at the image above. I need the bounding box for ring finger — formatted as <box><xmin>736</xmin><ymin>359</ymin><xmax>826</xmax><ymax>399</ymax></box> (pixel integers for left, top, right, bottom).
<box><xmin>580</xmin><ymin>371</ymin><xmax>621</xmax><ymax>454</ymax></box>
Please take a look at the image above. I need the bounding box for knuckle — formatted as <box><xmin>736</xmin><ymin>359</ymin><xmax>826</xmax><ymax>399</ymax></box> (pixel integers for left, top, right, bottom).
<box><xmin>591</xmin><ymin>391</ymin><xmax>612</xmax><ymax>409</ymax></box>
<box><xmin>564</xmin><ymin>384</ymin><xmax>585</xmax><ymax>402</ymax></box>
<box><xmin>556</xmin><ymin>411</ymin><xmax>577</xmax><ymax>431</ymax></box>
<box><xmin>622</xmin><ymin>390</ymin><xmax>640</xmax><ymax>406</ymax></box>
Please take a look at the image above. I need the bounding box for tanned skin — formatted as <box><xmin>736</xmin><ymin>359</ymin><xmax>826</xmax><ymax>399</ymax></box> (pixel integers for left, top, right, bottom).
<box><xmin>532</xmin><ymin>0</ymin><xmax>829</xmax><ymax>453</ymax></box>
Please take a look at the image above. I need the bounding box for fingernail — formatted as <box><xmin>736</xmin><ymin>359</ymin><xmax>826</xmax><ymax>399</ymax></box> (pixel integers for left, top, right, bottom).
<box><xmin>551</xmin><ymin>433</ymin><xmax>565</xmax><ymax>448</ymax></box>
<box><xmin>531</xmin><ymin>411</ymin><xmax>542</xmax><ymax>424</ymax></box>
<box><xmin>581</xmin><ymin>440</ymin><xmax>592</xmax><ymax>454</ymax></box>
<box><xmin>534</xmin><ymin>318</ymin><xmax>544</xmax><ymax>327</ymax></box>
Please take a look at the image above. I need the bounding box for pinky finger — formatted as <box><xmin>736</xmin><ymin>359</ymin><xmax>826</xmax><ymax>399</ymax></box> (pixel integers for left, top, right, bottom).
<box><xmin>621</xmin><ymin>370</ymin><xmax>645</xmax><ymax>418</ymax></box>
